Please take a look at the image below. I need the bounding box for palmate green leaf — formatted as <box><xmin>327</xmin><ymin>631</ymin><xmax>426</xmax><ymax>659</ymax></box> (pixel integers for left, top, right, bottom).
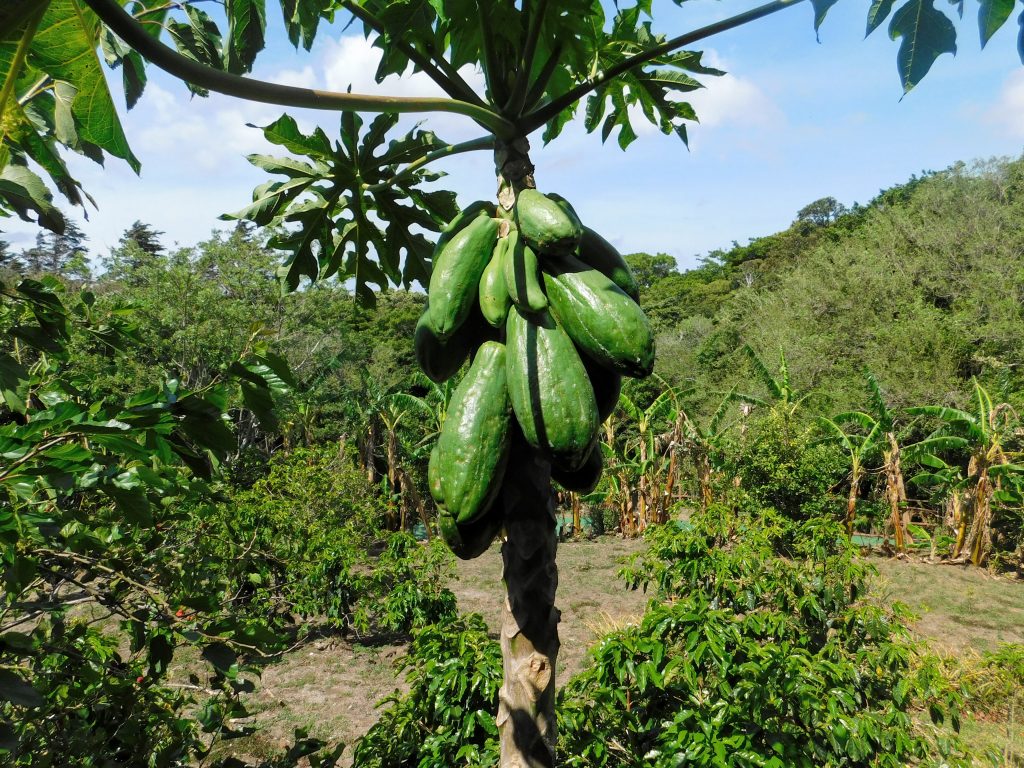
<box><xmin>566</xmin><ymin>5</ymin><xmax>722</xmax><ymax>149</ymax></box>
<box><xmin>228</xmin><ymin>111</ymin><xmax>457</xmax><ymax>304</ymax></box>
<box><xmin>888</xmin><ymin>0</ymin><xmax>958</xmax><ymax>93</ymax></box>
<box><xmin>812</xmin><ymin>0</ymin><xmax>843</xmax><ymax>34</ymax></box>
<box><xmin>0</xmin><ymin>162</ymin><xmax>65</xmax><ymax>231</ymax></box>
<box><xmin>280</xmin><ymin>0</ymin><xmax>332</xmax><ymax>50</ymax></box>
<box><xmin>101</xmin><ymin>1</ymin><xmax>168</xmax><ymax>109</ymax></box>
<box><xmin>867</xmin><ymin>0</ymin><xmax>900</xmax><ymax>34</ymax></box>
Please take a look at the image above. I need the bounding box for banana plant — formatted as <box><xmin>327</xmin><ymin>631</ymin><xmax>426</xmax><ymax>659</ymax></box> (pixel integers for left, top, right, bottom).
<box><xmin>907</xmin><ymin>379</ymin><xmax>1023</xmax><ymax>566</ymax></box>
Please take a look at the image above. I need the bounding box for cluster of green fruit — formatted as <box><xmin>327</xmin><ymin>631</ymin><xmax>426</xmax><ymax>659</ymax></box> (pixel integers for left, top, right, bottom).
<box><xmin>416</xmin><ymin>189</ymin><xmax>654</xmax><ymax>558</ymax></box>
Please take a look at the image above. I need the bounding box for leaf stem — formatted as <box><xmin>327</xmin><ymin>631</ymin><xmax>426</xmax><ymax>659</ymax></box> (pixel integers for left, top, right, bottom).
<box><xmin>477</xmin><ymin>0</ymin><xmax>508</xmax><ymax>105</ymax></box>
<box><xmin>339</xmin><ymin>1</ymin><xmax>486</xmax><ymax>108</ymax></box>
<box><xmin>520</xmin><ymin>0</ymin><xmax>808</xmax><ymax>133</ymax></box>
<box><xmin>505</xmin><ymin>0</ymin><xmax>550</xmax><ymax>116</ymax></box>
<box><xmin>364</xmin><ymin>135</ymin><xmax>495</xmax><ymax>191</ymax></box>
<box><xmin>81</xmin><ymin>0</ymin><xmax>515</xmax><ymax>138</ymax></box>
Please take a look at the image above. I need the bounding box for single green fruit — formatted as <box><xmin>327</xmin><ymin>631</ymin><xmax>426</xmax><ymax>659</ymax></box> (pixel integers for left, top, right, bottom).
<box><xmin>505</xmin><ymin>228</ymin><xmax>548</xmax><ymax>314</ymax></box>
<box><xmin>438</xmin><ymin>505</ymin><xmax>503</xmax><ymax>560</ymax></box>
<box><xmin>479</xmin><ymin>236</ymin><xmax>512</xmax><ymax>328</ymax></box>
<box><xmin>515</xmin><ymin>188</ymin><xmax>582</xmax><ymax>255</ymax></box>
<box><xmin>434</xmin><ymin>200</ymin><xmax>495</xmax><ymax>255</ymax></box>
<box><xmin>552</xmin><ymin>440</ymin><xmax>603</xmax><ymax>494</ymax></box>
<box><xmin>506</xmin><ymin>306</ymin><xmax>599</xmax><ymax>470</ymax></box>
<box><xmin>437</xmin><ymin>340</ymin><xmax>512</xmax><ymax>524</ymax></box>
<box><xmin>542</xmin><ymin>253</ymin><xmax>655</xmax><ymax>378</ymax></box>
<box><xmin>578</xmin><ymin>227</ymin><xmax>640</xmax><ymax>302</ymax></box>
<box><xmin>428</xmin><ymin>214</ymin><xmax>499</xmax><ymax>337</ymax></box>
<box><xmin>414</xmin><ymin>303</ymin><xmax>479</xmax><ymax>383</ymax></box>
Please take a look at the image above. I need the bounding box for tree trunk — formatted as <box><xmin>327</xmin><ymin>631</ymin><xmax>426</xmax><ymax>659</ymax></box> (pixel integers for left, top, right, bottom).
<box><xmin>498</xmin><ymin>447</ymin><xmax>559</xmax><ymax>768</ymax></box>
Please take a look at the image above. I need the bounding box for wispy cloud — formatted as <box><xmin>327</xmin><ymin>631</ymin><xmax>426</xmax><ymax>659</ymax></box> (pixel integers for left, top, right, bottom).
<box><xmin>984</xmin><ymin>69</ymin><xmax>1024</xmax><ymax>139</ymax></box>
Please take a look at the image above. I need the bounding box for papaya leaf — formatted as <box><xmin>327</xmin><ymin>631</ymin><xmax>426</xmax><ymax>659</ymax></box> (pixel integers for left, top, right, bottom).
<box><xmin>978</xmin><ymin>0</ymin><xmax>1016</xmax><ymax>45</ymax></box>
<box><xmin>888</xmin><ymin>0</ymin><xmax>958</xmax><ymax>93</ymax></box>
<box><xmin>812</xmin><ymin>0</ymin><xmax>843</xmax><ymax>34</ymax></box>
<box><xmin>867</xmin><ymin>0</ymin><xmax>899</xmax><ymax>35</ymax></box>
<box><xmin>228</xmin><ymin>112</ymin><xmax>457</xmax><ymax>304</ymax></box>
<box><xmin>225</xmin><ymin>0</ymin><xmax>267</xmax><ymax>74</ymax></box>
<box><xmin>0</xmin><ymin>163</ymin><xmax>65</xmax><ymax>232</ymax></box>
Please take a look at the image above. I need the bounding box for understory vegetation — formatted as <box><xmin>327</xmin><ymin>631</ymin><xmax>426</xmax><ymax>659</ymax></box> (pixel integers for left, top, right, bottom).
<box><xmin>1</xmin><ymin>156</ymin><xmax>1022</xmax><ymax>765</ymax></box>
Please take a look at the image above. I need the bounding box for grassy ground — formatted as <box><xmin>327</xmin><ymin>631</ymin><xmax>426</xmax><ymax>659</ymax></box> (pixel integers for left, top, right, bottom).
<box><xmin>869</xmin><ymin>555</ymin><xmax>1024</xmax><ymax>765</ymax></box>
<box><xmin>213</xmin><ymin>540</ymin><xmax>1024</xmax><ymax>765</ymax></box>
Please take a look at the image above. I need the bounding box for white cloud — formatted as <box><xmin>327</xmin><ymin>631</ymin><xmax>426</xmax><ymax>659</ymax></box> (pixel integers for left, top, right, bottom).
<box><xmin>130</xmin><ymin>82</ymin><xmax>278</xmax><ymax>172</ymax></box>
<box><xmin>984</xmin><ymin>69</ymin><xmax>1024</xmax><ymax>139</ymax></box>
<box><xmin>687</xmin><ymin>74</ymin><xmax>784</xmax><ymax>130</ymax></box>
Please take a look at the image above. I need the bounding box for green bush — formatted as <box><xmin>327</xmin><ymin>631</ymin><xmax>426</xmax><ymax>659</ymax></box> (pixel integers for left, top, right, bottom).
<box><xmin>354</xmin><ymin>510</ymin><xmax>970</xmax><ymax>768</ymax></box>
<box><xmin>351</xmin><ymin>614</ymin><xmax>502</xmax><ymax>767</ymax></box>
<box><xmin>191</xmin><ymin>445</ymin><xmax>458</xmax><ymax>637</ymax></box>
<box><xmin>732</xmin><ymin>412</ymin><xmax>846</xmax><ymax>521</ymax></box>
<box><xmin>555</xmin><ymin>512</ymin><xmax>968</xmax><ymax>767</ymax></box>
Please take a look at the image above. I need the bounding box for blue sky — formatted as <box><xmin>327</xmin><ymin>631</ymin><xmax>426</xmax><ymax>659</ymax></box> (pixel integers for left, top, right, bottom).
<box><xmin>3</xmin><ymin>0</ymin><xmax>1023</xmax><ymax>272</ymax></box>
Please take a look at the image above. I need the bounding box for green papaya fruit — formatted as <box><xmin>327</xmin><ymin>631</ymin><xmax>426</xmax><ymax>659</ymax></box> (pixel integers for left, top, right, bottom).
<box><xmin>542</xmin><ymin>253</ymin><xmax>655</xmax><ymax>379</ymax></box>
<box><xmin>428</xmin><ymin>214</ymin><xmax>499</xmax><ymax>337</ymax></box>
<box><xmin>578</xmin><ymin>227</ymin><xmax>641</xmax><ymax>302</ymax></box>
<box><xmin>506</xmin><ymin>306</ymin><xmax>599</xmax><ymax>470</ymax></box>
<box><xmin>504</xmin><ymin>228</ymin><xmax>547</xmax><ymax>313</ymax></box>
<box><xmin>434</xmin><ymin>200</ymin><xmax>495</xmax><ymax>254</ymax></box>
<box><xmin>514</xmin><ymin>188</ymin><xmax>582</xmax><ymax>255</ymax></box>
<box><xmin>479</xmin><ymin>236</ymin><xmax>512</xmax><ymax>328</ymax></box>
<box><xmin>414</xmin><ymin>303</ymin><xmax>479</xmax><ymax>383</ymax></box>
<box><xmin>436</xmin><ymin>340</ymin><xmax>512</xmax><ymax>524</ymax></box>
<box><xmin>552</xmin><ymin>440</ymin><xmax>603</xmax><ymax>494</ymax></box>
<box><xmin>438</xmin><ymin>505</ymin><xmax>503</xmax><ymax>560</ymax></box>
<box><xmin>581</xmin><ymin>352</ymin><xmax>623</xmax><ymax>422</ymax></box>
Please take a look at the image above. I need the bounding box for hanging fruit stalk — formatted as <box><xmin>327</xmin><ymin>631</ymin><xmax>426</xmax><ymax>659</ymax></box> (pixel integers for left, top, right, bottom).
<box><xmin>414</xmin><ymin>138</ymin><xmax>654</xmax><ymax>766</ymax></box>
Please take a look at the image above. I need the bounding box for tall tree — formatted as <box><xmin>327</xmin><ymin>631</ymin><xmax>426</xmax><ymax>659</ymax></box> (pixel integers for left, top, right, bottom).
<box><xmin>18</xmin><ymin>220</ymin><xmax>90</xmax><ymax>280</ymax></box>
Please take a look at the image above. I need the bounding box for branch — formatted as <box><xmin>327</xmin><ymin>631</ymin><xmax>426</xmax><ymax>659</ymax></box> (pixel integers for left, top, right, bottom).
<box><xmin>339</xmin><ymin>1</ymin><xmax>486</xmax><ymax>108</ymax></box>
<box><xmin>520</xmin><ymin>0</ymin><xmax>808</xmax><ymax>134</ymax></box>
<box><xmin>81</xmin><ymin>0</ymin><xmax>515</xmax><ymax>138</ymax></box>
<box><xmin>365</xmin><ymin>135</ymin><xmax>495</xmax><ymax>191</ymax></box>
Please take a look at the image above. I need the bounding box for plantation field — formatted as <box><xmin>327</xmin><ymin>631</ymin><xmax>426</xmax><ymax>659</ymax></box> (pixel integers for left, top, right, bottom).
<box><xmin>214</xmin><ymin>539</ymin><xmax>1023</xmax><ymax>765</ymax></box>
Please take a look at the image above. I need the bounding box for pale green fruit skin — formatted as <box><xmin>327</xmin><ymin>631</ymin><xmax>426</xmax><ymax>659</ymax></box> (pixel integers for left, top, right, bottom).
<box><xmin>515</xmin><ymin>188</ymin><xmax>582</xmax><ymax>255</ymax></box>
<box><xmin>428</xmin><ymin>215</ymin><xmax>499</xmax><ymax>338</ymax></box>
<box><xmin>479</xmin><ymin>237</ymin><xmax>512</xmax><ymax>328</ymax></box>
<box><xmin>542</xmin><ymin>252</ymin><xmax>655</xmax><ymax>379</ymax></box>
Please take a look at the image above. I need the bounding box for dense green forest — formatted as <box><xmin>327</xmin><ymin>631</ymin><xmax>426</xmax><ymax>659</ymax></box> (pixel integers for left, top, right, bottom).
<box><xmin>2</xmin><ymin>156</ymin><xmax>1022</xmax><ymax>765</ymax></box>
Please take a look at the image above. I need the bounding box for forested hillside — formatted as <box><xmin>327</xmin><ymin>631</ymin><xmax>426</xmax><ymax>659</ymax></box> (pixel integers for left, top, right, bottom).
<box><xmin>646</xmin><ymin>156</ymin><xmax>1024</xmax><ymax>414</ymax></box>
